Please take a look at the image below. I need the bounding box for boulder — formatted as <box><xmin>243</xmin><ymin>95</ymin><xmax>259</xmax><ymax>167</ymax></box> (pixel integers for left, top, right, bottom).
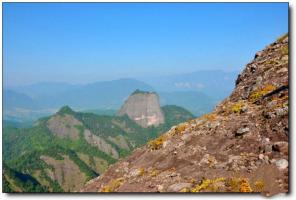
<box><xmin>235</xmin><ymin>127</ymin><xmax>250</xmax><ymax>136</ymax></box>
<box><xmin>275</xmin><ymin>159</ymin><xmax>288</xmax><ymax>170</ymax></box>
<box><xmin>167</xmin><ymin>183</ymin><xmax>191</xmax><ymax>192</ymax></box>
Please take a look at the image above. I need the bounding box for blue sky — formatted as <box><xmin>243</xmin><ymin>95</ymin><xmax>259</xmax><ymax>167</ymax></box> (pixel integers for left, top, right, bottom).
<box><xmin>3</xmin><ymin>3</ymin><xmax>288</xmax><ymax>86</ymax></box>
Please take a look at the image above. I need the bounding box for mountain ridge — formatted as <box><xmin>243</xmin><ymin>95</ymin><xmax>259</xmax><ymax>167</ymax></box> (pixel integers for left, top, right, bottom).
<box><xmin>82</xmin><ymin>35</ymin><xmax>289</xmax><ymax>196</ymax></box>
<box><xmin>4</xmin><ymin>71</ymin><xmax>238</xmax><ymax>123</ymax></box>
<box><xmin>3</xmin><ymin>90</ymin><xmax>195</xmax><ymax>192</ymax></box>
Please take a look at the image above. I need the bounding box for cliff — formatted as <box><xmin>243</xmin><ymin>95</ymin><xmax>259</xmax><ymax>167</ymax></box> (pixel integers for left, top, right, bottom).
<box><xmin>117</xmin><ymin>90</ymin><xmax>165</xmax><ymax>128</ymax></box>
<box><xmin>83</xmin><ymin>34</ymin><xmax>288</xmax><ymax>196</ymax></box>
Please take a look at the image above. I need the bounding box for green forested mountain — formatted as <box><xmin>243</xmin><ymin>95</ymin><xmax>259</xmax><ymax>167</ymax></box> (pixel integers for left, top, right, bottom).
<box><xmin>3</xmin><ymin>163</ymin><xmax>48</xmax><ymax>193</ymax></box>
<box><xmin>3</xmin><ymin>104</ymin><xmax>194</xmax><ymax>192</ymax></box>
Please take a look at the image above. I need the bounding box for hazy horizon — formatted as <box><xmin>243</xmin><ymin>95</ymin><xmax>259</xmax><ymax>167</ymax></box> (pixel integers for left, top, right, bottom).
<box><xmin>4</xmin><ymin>68</ymin><xmax>240</xmax><ymax>88</ymax></box>
<box><xmin>3</xmin><ymin>3</ymin><xmax>288</xmax><ymax>86</ymax></box>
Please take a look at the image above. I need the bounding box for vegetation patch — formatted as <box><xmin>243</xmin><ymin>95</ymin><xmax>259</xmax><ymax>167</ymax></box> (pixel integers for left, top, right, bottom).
<box><xmin>191</xmin><ymin>177</ymin><xmax>225</xmax><ymax>192</ymax></box>
<box><xmin>170</xmin><ymin>123</ymin><xmax>188</xmax><ymax>136</ymax></box>
<box><xmin>149</xmin><ymin>169</ymin><xmax>159</xmax><ymax>177</ymax></box>
<box><xmin>189</xmin><ymin>177</ymin><xmax>264</xmax><ymax>193</ymax></box>
<box><xmin>203</xmin><ymin>113</ymin><xmax>217</xmax><ymax>121</ymax></box>
<box><xmin>176</xmin><ymin>124</ymin><xmax>186</xmax><ymax>134</ymax></box>
<box><xmin>249</xmin><ymin>84</ymin><xmax>277</xmax><ymax>102</ymax></box>
<box><xmin>281</xmin><ymin>45</ymin><xmax>289</xmax><ymax>55</ymax></box>
<box><xmin>231</xmin><ymin>101</ymin><xmax>244</xmax><ymax>114</ymax></box>
<box><xmin>239</xmin><ymin>178</ymin><xmax>253</xmax><ymax>192</ymax></box>
<box><xmin>254</xmin><ymin>180</ymin><xmax>265</xmax><ymax>192</ymax></box>
<box><xmin>101</xmin><ymin>177</ymin><xmax>125</xmax><ymax>192</ymax></box>
<box><xmin>148</xmin><ymin>134</ymin><xmax>168</xmax><ymax>150</ymax></box>
<box><xmin>226</xmin><ymin>177</ymin><xmax>262</xmax><ymax>193</ymax></box>
<box><xmin>180</xmin><ymin>187</ymin><xmax>191</xmax><ymax>192</ymax></box>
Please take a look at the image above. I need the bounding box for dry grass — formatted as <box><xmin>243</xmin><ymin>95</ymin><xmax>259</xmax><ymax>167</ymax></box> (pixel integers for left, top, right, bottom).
<box><xmin>101</xmin><ymin>178</ymin><xmax>125</xmax><ymax>192</ymax></box>
<box><xmin>148</xmin><ymin>134</ymin><xmax>168</xmax><ymax>150</ymax></box>
<box><xmin>231</xmin><ymin>101</ymin><xmax>244</xmax><ymax>114</ymax></box>
<box><xmin>277</xmin><ymin>33</ymin><xmax>288</xmax><ymax>42</ymax></box>
<box><xmin>239</xmin><ymin>179</ymin><xmax>253</xmax><ymax>192</ymax></box>
<box><xmin>150</xmin><ymin>169</ymin><xmax>159</xmax><ymax>177</ymax></box>
<box><xmin>249</xmin><ymin>84</ymin><xmax>277</xmax><ymax>102</ymax></box>
<box><xmin>191</xmin><ymin>177</ymin><xmax>225</xmax><ymax>192</ymax></box>
<box><xmin>281</xmin><ymin>45</ymin><xmax>289</xmax><ymax>55</ymax></box>
<box><xmin>254</xmin><ymin>180</ymin><xmax>265</xmax><ymax>192</ymax></box>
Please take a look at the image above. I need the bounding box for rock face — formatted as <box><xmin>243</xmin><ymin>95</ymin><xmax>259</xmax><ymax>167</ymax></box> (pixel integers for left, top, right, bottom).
<box><xmin>84</xmin><ymin>129</ymin><xmax>119</xmax><ymax>159</ymax></box>
<box><xmin>82</xmin><ymin>35</ymin><xmax>288</xmax><ymax>196</ymax></box>
<box><xmin>117</xmin><ymin>90</ymin><xmax>165</xmax><ymax>128</ymax></box>
<box><xmin>40</xmin><ymin>155</ymin><xmax>88</xmax><ymax>192</ymax></box>
<box><xmin>47</xmin><ymin>113</ymin><xmax>82</xmax><ymax>140</ymax></box>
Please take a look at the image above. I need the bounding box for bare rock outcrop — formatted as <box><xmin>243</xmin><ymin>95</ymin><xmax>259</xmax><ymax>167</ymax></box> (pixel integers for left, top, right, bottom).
<box><xmin>117</xmin><ymin>90</ymin><xmax>165</xmax><ymax>128</ymax></box>
<box><xmin>82</xmin><ymin>35</ymin><xmax>288</xmax><ymax>196</ymax></box>
<box><xmin>47</xmin><ymin>108</ymin><xmax>119</xmax><ymax>159</ymax></box>
<box><xmin>40</xmin><ymin>155</ymin><xmax>88</xmax><ymax>192</ymax></box>
<box><xmin>84</xmin><ymin>130</ymin><xmax>119</xmax><ymax>159</ymax></box>
<box><xmin>47</xmin><ymin>114</ymin><xmax>82</xmax><ymax>140</ymax></box>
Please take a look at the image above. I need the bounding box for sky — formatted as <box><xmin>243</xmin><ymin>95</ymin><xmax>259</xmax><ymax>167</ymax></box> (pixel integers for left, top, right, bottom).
<box><xmin>3</xmin><ymin>3</ymin><xmax>288</xmax><ymax>86</ymax></box>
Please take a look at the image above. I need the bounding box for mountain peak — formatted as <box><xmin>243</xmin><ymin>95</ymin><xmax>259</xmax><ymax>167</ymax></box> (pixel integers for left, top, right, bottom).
<box><xmin>57</xmin><ymin>106</ymin><xmax>75</xmax><ymax>115</ymax></box>
<box><xmin>132</xmin><ymin>89</ymin><xmax>156</xmax><ymax>95</ymax></box>
<box><xmin>117</xmin><ymin>91</ymin><xmax>164</xmax><ymax>128</ymax></box>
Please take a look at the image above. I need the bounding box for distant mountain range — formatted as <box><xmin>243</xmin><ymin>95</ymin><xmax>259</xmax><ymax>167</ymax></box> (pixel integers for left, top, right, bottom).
<box><xmin>4</xmin><ymin>70</ymin><xmax>239</xmax><ymax>124</ymax></box>
<box><xmin>141</xmin><ymin>69</ymin><xmax>239</xmax><ymax>99</ymax></box>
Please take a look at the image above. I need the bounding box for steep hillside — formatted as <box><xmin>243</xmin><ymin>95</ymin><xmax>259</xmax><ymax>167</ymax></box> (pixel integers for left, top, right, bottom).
<box><xmin>3</xmin><ymin>97</ymin><xmax>194</xmax><ymax>192</ymax></box>
<box><xmin>2</xmin><ymin>163</ymin><xmax>48</xmax><ymax>192</ymax></box>
<box><xmin>117</xmin><ymin>90</ymin><xmax>164</xmax><ymax>128</ymax></box>
<box><xmin>82</xmin><ymin>35</ymin><xmax>289</xmax><ymax>196</ymax></box>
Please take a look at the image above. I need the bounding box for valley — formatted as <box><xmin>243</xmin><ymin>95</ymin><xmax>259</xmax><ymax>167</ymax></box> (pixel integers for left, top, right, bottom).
<box><xmin>3</xmin><ymin>90</ymin><xmax>195</xmax><ymax>192</ymax></box>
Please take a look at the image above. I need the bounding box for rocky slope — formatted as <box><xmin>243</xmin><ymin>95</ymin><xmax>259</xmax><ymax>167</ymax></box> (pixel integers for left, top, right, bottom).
<box><xmin>117</xmin><ymin>90</ymin><xmax>165</xmax><ymax>128</ymax></box>
<box><xmin>82</xmin><ymin>35</ymin><xmax>289</xmax><ymax>196</ymax></box>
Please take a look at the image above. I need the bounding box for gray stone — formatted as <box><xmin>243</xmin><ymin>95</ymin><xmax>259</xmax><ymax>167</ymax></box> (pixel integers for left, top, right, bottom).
<box><xmin>264</xmin><ymin>155</ymin><xmax>269</xmax><ymax>163</ymax></box>
<box><xmin>167</xmin><ymin>183</ymin><xmax>191</xmax><ymax>192</ymax></box>
<box><xmin>181</xmin><ymin>134</ymin><xmax>192</xmax><ymax>143</ymax></box>
<box><xmin>265</xmin><ymin>144</ymin><xmax>273</xmax><ymax>153</ymax></box>
<box><xmin>236</xmin><ymin>127</ymin><xmax>250</xmax><ymax>136</ymax></box>
<box><xmin>255</xmin><ymin>160</ymin><xmax>262</xmax><ymax>166</ymax></box>
<box><xmin>275</xmin><ymin>159</ymin><xmax>288</xmax><ymax>170</ymax></box>
<box><xmin>267</xmin><ymin>101</ymin><xmax>277</xmax><ymax>109</ymax></box>
<box><xmin>275</xmin><ymin>107</ymin><xmax>288</xmax><ymax>116</ymax></box>
<box><xmin>256</xmin><ymin>76</ymin><xmax>263</xmax><ymax>85</ymax></box>
<box><xmin>241</xmin><ymin>106</ymin><xmax>248</xmax><ymax>113</ymax></box>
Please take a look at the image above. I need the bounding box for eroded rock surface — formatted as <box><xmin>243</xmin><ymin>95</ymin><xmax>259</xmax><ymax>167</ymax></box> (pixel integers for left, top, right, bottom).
<box><xmin>47</xmin><ymin>114</ymin><xmax>82</xmax><ymax>140</ymax></box>
<box><xmin>117</xmin><ymin>91</ymin><xmax>165</xmax><ymax>128</ymax></box>
<box><xmin>82</xmin><ymin>35</ymin><xmax>288</xmax><ymax>196</ymax></box>
<box><xmin>84</xmin><ymin>129</ymin><xmax>119</xmax><ymax>159</ymax></box>
<box><xmin>41</xmin><ymin>155</ymin><xmax>87</xmax><ymax>192</ymax></box>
